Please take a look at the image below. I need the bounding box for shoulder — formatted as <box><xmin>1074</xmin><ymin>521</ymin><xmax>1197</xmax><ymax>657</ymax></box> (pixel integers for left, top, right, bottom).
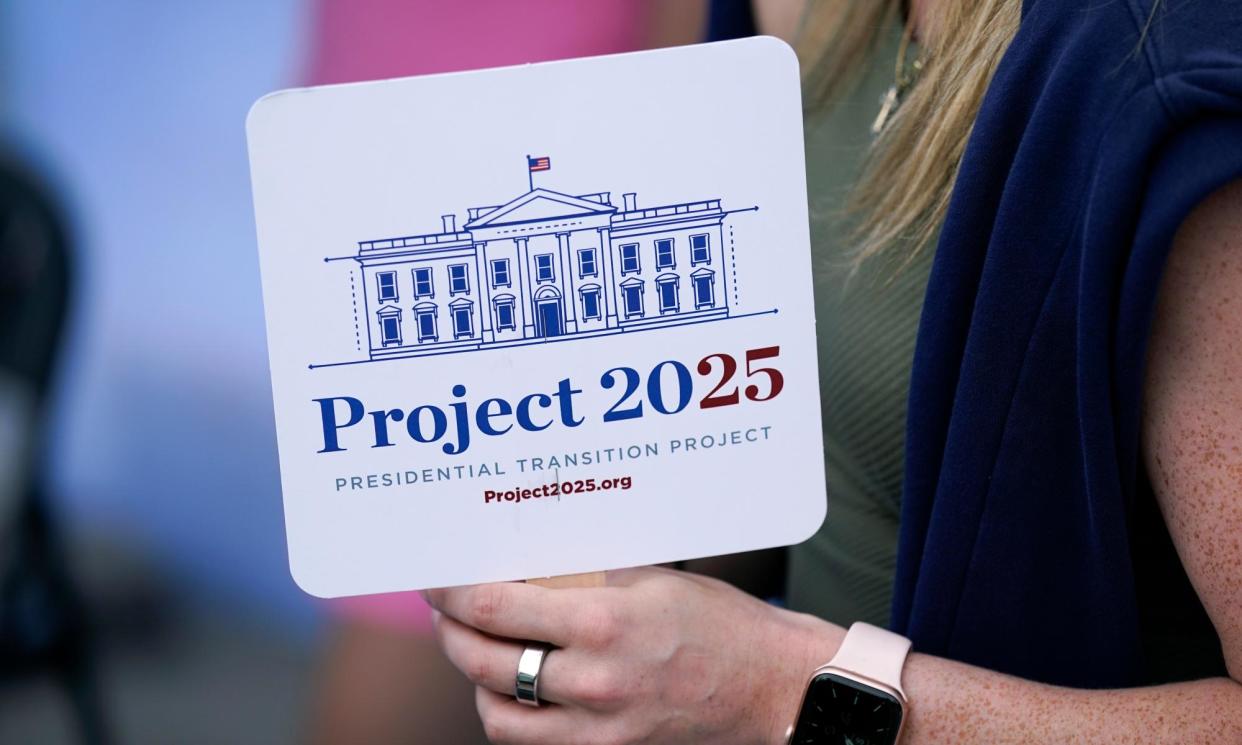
<box><xmin>1143</xmin><ymin>177</ymin><xmax>1242</xmax><ymax>679</ymax></box>
<box><xmin>1147</xmin><ymin>178</ymin><xmax>1242</xmax><ymax>379</ymax></box>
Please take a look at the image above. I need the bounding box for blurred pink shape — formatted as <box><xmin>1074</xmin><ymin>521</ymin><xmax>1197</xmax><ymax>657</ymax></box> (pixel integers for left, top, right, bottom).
<box><xmin>307</xmin><ymin>0</ymin><xmax>649</xmax><ymax>84</ymax></box>
<box><xmin>309</xmin><ymin>0</ymin><xmax>650</xmax><ymax>632</ymax></box>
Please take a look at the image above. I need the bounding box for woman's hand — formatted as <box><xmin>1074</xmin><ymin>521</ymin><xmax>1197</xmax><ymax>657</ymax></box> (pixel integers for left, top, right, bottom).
<box><xmin>424</xmin><ymin>566</ymin><xmax>842</xmax><ymax>745</ymax></box>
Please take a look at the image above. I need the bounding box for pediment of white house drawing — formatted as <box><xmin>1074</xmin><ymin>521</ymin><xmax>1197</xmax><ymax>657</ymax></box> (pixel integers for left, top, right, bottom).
<box><xmin>464</xmin><ymin>189</ymin><xmax>615</xmax><ymax>229</ymax></box>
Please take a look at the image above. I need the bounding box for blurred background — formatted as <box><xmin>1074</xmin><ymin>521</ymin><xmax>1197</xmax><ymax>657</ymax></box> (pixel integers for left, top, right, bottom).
<box><xmin>0</xmin><ymin>1</ymin><xmax>775</xmax><ymax>742</ymax></box>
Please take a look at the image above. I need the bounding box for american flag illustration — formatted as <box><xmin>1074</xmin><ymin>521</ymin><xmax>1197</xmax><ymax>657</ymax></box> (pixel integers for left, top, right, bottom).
<box><xmin>527</xmin><ymin>155</ymin><xmax>551</xmax><ymax>172</ymax></box>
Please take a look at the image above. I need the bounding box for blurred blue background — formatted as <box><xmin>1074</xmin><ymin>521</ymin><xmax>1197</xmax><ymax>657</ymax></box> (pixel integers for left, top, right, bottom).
<box><xmin>1</xmin><ymin>0</ymin><xmax>315</xmax><ymax>629</ymax></box>
<box><xmin>0</xmin><ymin>3</ymin><xmax>319</xmax><ymax>742</ymax></box>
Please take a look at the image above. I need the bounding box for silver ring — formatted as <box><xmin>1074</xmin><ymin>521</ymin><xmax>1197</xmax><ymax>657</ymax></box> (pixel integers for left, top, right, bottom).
<box><xmin>515</xmin><ymin>643</ymin><xmax>551</xmax><ymax>707</ymax></box>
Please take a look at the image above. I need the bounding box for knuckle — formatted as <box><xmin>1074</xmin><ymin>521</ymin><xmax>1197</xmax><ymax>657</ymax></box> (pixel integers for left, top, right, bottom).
<box><xmin>577</xmin><ymin>605</ymin><xmax>621</xmax><ymax>647</ymax></box>
<box><xmin>467</xmin><ymin>584</ymin><xmax>507</xmax><ymax>627</ymax></box>
<box><xmin>650</xmin><ymin>573</ymin><xmax>682</xmax><ymax>595</ymax></box>
<box><xmin>462</xmin><ymin>650</ymin><xmax>492</xmax><ymax>686</ymax></box>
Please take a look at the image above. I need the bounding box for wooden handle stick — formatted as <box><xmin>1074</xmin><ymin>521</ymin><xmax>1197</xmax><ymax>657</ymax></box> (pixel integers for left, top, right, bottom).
<box><xmin>527</xmin><ymin>571</ymin><xmax>607</xmax><ymax>589</ymax></box>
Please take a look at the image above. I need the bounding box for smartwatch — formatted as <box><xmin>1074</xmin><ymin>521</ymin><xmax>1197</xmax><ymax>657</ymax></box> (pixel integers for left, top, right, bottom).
<box><xmin>786</xmin><ymin>622</ymin><xmax>912</xmax><ymax>745</ymax></box>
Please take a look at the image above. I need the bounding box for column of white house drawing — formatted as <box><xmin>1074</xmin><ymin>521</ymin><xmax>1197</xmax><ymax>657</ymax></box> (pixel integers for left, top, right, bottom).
<box><xmin>340</xmin><ymin>184</ymin><xmax>746</xmax><ymax>362</ymax></box>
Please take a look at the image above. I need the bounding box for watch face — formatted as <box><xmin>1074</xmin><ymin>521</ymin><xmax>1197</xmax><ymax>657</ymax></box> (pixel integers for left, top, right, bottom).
<box><xmin>788</xmin><ymin>672</ymin><xmax>904</xmax><ymax>745</ymax></box>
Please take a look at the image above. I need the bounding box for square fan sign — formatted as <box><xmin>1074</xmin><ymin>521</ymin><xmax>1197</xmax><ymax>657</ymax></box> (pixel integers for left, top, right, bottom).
<box><xmin>246</xmin><ymin>37</ymin><xmax>826</xmax><ymax>597</ymax></box>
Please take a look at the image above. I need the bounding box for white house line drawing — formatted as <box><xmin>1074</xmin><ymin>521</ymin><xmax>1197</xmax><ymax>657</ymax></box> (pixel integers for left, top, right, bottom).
<box><xmin>321</xmin><ymin>184</ymin><xmax>757</xmax><ymax>365</ymax></box>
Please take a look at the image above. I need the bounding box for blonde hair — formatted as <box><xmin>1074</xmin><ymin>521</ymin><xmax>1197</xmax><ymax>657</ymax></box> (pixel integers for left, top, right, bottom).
<box><xmin>797</xmin><ymin>0</ymin><xmax>1022</xmax><ymax>267</ymax></box>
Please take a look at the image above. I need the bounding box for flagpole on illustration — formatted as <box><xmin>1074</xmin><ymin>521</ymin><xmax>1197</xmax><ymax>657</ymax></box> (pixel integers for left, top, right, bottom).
<box><xmin>526</xmin><ymin>155</ymin><xmax>551</xmax><ymax>193</ymax></box>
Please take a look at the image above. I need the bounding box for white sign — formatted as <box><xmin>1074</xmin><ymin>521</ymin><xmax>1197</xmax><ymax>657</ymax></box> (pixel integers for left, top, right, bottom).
<box><xmin>247</xmin><ymin>37</ymin><xmax>826</xmax><ymax>597</ymax></box>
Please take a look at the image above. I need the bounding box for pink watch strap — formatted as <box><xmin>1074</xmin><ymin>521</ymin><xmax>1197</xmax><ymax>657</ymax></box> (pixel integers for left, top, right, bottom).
<box><xmin>825</xmin><ymin>622</ymin><xmax>912</xmax><ymax>699</ymax></box>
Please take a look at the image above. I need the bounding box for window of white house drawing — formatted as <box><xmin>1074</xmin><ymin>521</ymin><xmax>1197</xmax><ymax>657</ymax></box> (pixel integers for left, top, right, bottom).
<box><xmin>448</xmin><ymin>264</ymin><xmax>469</xmax><ymax>295</ymax></box>
<box><xmin>491</xmin><ymin>259</ymin><xmax>510</xmax><ymax>288</ymax></box>
<box><xmin>579</xmin><ymin>285</ymin><xmax>602</xmax><ymax>320</ymax></box>
<box><xmin>619</xmin><ymin>243</ymin><xmax>640</xmax><ymax>275</ymax></box>
<box><xmin>377</xmin><ymin>308</ymin><xmax>402</xmax><ymax>346</ymax></box>
<box><xmin>656</xmin><ymin>274</ymin><xmax>680</xmax><ymax>314</ymax></box>
<box><xmin>493</xmin><ymin>295</ymin><xmax>517</xmax><ymax>331</ymax></box>
<box><xmin>450</xmin><ymin>299</ymin><xmax>474</xmax><ymax>339</ymax></box>
<box><xmin>414</xmin><ymin>303</ymin><xmax>438</xmax><ymax>342</ymax></box>
<box><xmin>376</xmin><ymin>271</ymin><xmax>399</xmax><ymax>302</ymax></box>
<box><xmin>690</xmin><ymin>234</ymin><xmax>711</xmax><ymax>265</ymax></box>
<box><xmin>691</xmin><ymin>268</ymin><xmax>716</xmax><ymax>309</ymax></box>
<box><xmin>578</xmin><ymin>248</ymin><xmax>597</xmax><ymax>278</ymax></box>
<box><xmin>621</xmin><ymin>278</ymin><xmax>644</xmax><ymax>318</ymax></box>
<box><xmin>655</xmin><ymin>238</ymin><xmax>675</xmax><ymax>269</ymax></box>
<box><xmin>413</xmin><ymin>267</ymin><xmax>434</xmax><ymax>298</ymax></box>
<box><xmin>535</xmin><ymin>253</ymin><xmax>555</xmax><ymax>283</ymax></box>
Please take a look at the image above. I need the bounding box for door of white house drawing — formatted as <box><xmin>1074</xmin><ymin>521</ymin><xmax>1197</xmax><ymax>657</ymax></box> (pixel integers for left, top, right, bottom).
<box><xmin>536</xmin><ymin>297</ymin><xmax>563</xmax><ymax>338</ymax></box>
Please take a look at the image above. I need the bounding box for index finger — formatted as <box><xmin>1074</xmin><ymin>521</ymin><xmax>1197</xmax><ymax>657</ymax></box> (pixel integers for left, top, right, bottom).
<box><xmin>424</xmin><ymin>582</ymin><xmax>611</xmax><ymax>647</ymax></box>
